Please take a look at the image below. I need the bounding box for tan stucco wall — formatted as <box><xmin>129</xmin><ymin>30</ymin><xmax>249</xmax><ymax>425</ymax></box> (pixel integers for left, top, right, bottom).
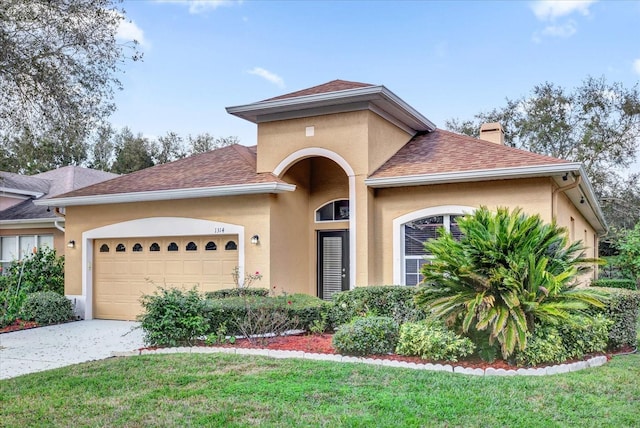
<box><xmin>372</xmin><ymin>178</ymin><xmax>554</xmax><ymax>285</ymax></box>
<box><xmin>367</xmin><ymin>112</ymin><xmax>414</xmax><ymax>174</ymax></box>
<box><xmin>270</xmin><ymin>157</ymin><xmax>350</xmax><ymax>296</ymax></box>
<box><xmin>555</xmin><ymin>191</ymin><xmax>598</xmax><ymax>282</ymax></box>
<box><xmin>64</xmin><ymin>195</ymin><xmax>271</xmax><ymax>296</ymax></box>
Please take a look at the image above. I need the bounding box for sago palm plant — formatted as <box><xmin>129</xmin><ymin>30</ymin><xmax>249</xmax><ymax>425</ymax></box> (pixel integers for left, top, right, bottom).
<box><xmin>415</xmin><ymin>206</ymin><xmax>606</xmax><ymax>359</ymax></box>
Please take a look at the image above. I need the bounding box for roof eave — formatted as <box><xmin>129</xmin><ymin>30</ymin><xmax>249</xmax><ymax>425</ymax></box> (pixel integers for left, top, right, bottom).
<box><xmin>226</xmin><ymin>85</ymin><xmax>436</xmax><ymax>132</ymax></box>
<box><xmin>34</xmin><ymin>182</ymin><xmax>297</xmax><ymax>208</ymax></box>
<box><xmin>0</xmin><ymin>187</ymin><xmax>45</xmax><ymax>198</ymax></box>
<box><xmin>365</xmin><ymin>162</ymin><xmax>607</xmax><ymax>234</ymax></box>
<box><xmin>0</xmin><ymin>218</ymin><xmax>61</xmax><ymax>227</ymax></box>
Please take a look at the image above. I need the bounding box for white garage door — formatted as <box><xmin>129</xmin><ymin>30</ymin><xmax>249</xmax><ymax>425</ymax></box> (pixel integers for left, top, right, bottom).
<box><xmin>93</xmin><ymin>235</ymin><xmax>239</xmax><ymax>320</ymax></box>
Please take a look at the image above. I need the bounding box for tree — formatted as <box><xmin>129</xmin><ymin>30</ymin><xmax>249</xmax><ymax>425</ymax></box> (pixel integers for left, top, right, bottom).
<box><xmin>616</xmin><ymin>222</ymin><xmax>640</xmax><ymax>283</ymax></box>
<box><xmin>111</xmin><ymin>127</ymin><xmax>155</xmax><ymax>174</ymax></box>
<box><xmin>415</xmin><ymin>207</ymin><xmax>606</xmax><ymax>359</ymax></box>
<box><xmin>88</xmin><ymin>125</ymin><xmax>116</xmax><ymax>172</ymax></box>
<box><xmin>155</xmin><ymin>132</ymin><xmax>186</xmax><ymax>164</ymax></box>
<box><xmin>0</xmin><ymin>0</ymin><xmax>141</xmax><ymax>149</ymax></box>
<box><xmin>446</xmin><ymin>77</ymin><xmax>640</xmax><ymax>231</ymax></box>
<box><xmin>188</xmin><ymin>133</ymin><xmax>238</xmax><ymax>155</ymax></box>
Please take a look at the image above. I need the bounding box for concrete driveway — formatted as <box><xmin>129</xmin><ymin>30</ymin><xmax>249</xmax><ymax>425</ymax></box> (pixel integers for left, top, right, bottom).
<box><xmin>0</xmin><ymin>320</ymin><xmax>144</xmax><ymax>380</ymax></box>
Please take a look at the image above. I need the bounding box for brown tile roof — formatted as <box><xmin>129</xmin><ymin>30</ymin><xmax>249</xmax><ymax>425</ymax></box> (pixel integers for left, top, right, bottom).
<box><xmin>52</xmin><ymin>145</ymin><xmax>286</xmax><ymax>199</ymax></box>
<box><xmin>265</xmin><ymin>79</ymin><xmax>374</xmax><ymax>101</ymax></box>
<box><xmin>370</xmin><ymin>129</ymin><xmax>568</xmax><ymax>178</ymax></box>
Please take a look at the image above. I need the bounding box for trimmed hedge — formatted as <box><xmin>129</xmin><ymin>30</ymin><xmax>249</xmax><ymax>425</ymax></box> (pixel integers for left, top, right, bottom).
<box><xmin>591</xmin><ymin>279</ymin><xmax>637</xmax><ymax>290</ymax></box>
<box><xmin>591</xmin><ymin>287</ymin><xmax>640</xmax><ymax>349</ymax></box>
<box><xmin>205</xmin><ymin>293</ymin><xmax>328</xmax><ymax>335</ymax></box>
<box><xmin>20</xmin><ymin>291</ymin><xmax>74</xmax><ymax>325</ymax></box>
<box><xmin>395</xmin><ymin>320</ymin><xmax>475</xmax><ymax>362</ymax></box>
<box><xmin>328</xmin><ymin>286</ymin><xmax>426</xmax><ymax>327</ymax></box>
<box><xmin>205</xmin><ymin>288</ymin><xmax>269</xmax><ymax>299</ymax></box>
<box><xmin>332</xmin><ymin>316</ymin><xmax>399</xmax><ymax>356</ymax></box>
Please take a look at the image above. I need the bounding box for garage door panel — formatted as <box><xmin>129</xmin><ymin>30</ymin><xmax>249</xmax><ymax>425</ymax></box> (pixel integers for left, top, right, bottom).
<box><xmin>94</xmin><ymin>235</ymin><xmax>239</xmax><ymax>320</ymax></box>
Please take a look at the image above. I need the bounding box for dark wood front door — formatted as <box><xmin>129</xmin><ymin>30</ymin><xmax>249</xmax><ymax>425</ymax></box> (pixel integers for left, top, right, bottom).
<box><xmin>317</xmin><ymin>230</ymin><xmax>349</xmax><ymax>301</ymax></box>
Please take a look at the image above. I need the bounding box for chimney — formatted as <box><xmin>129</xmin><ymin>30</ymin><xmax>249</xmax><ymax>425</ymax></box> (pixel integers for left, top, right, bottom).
<box><xmin>479</xmin><ymin>122</ymin><xmax>504</xmax><ymax>145</ymax></box>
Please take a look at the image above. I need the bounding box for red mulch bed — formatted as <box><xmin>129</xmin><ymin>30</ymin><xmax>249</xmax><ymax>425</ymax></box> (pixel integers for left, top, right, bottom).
<box><xmin>200</xmin><ymin>333</ymin><xmax>524</xmax><ymax>370</ymax></box>
<box><xmin>0</xmin><ymin>319</ymin><xmax>39</xmax><ymax>334</ymax></box>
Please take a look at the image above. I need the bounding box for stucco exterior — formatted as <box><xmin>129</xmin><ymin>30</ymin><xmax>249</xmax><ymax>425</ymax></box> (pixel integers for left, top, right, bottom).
<box><xmin>42</xmin><ymin>80</ymin><xmax>607</xmax><ymax>320</ymax></box>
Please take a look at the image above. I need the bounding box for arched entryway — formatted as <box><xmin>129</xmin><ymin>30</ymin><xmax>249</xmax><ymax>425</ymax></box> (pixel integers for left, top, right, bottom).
<box><xmin>273</xmin><ymin>148</ymin><xmax>355</xmax><ymax>300</ymax></box>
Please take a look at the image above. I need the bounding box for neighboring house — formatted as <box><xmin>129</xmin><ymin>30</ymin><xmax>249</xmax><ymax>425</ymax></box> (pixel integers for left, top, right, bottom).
<box><xmin>40</xmin><ymin>80</ymin><xmax>607</xmax><ymax>321</ymax></box>
<box><xmin>0</xmin><ymin>166</ymin><xmax>118</xmax><ymax>271</ymax></box>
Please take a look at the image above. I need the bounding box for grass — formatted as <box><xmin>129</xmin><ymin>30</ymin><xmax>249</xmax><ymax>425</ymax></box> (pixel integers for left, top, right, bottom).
<box><xmin>1</xmin><ymin>352</ymin><xmax>638</xmax><ymax>427</ymax></box>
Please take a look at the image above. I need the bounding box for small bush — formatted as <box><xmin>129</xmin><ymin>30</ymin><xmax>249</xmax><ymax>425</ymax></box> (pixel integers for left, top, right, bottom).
<box><xmin>591</xmin><ymin>288</ymin><xmax>640</xmax><ymax>349</ymax></box>
<box><xmin>138</xmin><ymin>287</ymin><xmax>208</xmax><ymax>347</ymax></box>
<box><xmin>557</xmin><ymin>315</ymin><xmax>612</xmax><ymax>359</ymax></box>
<box><xmin>591</xmin><ymin>279</ymin><xmax>637</xmax><ymax>290</ymax></box>
<box><xmin>205</xmin><ymin>294</ymin><xmax>328</xmax><ymax>336</ymax></box>
<box><xmin>328</xmin><ymin>286</ymin><xmax>426</xmax><ymax>328</ymax></box>
<box><xmin>332</xmin><ymin>316</ymin><xmax>399</xmax><ymax>356</ymax></box>
<box><xmin>395</xmin><ymin>320</ymin><xmax>475</xmax><ymax>362</ymax></box>
<box><xmin>20</xmin><ymin>291</ymin><xmax>73</xmax><ymax>325</ymax></box>
<box><xmin>0</xmin><ymin>280</ymin><xmax>27</xmax><ymax>327</ymax></box>
<box><xmin>2</xmin><ymin>247</ymin><xmax>65</xmax><ymax>295</ymax></box>
<box><xmin>515</xmin><ymin>325</ymin><xmax>568</xmax><ymax>367</ymax></box>
<box><xmin>205</xmin><ymin>288</ymin><xmax>269</xmax><ymax>299</ymax></box>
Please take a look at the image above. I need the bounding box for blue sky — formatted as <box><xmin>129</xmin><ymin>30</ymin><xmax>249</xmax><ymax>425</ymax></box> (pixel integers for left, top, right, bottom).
<box><xmin>112</xmin><ymin>0</ymin><xmax>640</xmax><ymax>172</ymax></box>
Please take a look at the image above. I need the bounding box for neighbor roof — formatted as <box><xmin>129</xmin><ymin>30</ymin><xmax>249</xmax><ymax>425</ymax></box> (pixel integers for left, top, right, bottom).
<box><xmin>0</xmin><ymin>171</ymin><xmax>50</xmax><ymax>197</ymax></box>
<box><xmin>44</xmin><ymin>145</ymin><xmax>295</xmax><ymax>206</ymax></box>
<box><xmin>33</xmin><ymin>165</ymin><xmax>118</xmax><ymax>198</ymax></box>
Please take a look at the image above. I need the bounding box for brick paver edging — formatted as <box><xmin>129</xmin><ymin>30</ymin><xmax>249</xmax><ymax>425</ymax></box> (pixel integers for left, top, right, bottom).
<box><xmin>111</xmin><ymin>347</ymin><xmax>608</xmax><ymax>376</ymax></box>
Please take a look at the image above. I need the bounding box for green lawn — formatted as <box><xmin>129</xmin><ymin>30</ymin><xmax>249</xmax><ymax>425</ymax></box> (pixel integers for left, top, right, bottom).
<box><xmin>1</xmin><ymin>353</ymin><xmax>638</xmax><ymax>427</ymax></box>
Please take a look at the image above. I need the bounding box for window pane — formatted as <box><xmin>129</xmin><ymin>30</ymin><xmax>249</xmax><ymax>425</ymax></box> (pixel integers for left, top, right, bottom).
<box><xmin>1</xmin><ymin>237</ymin><xmax>17</xmax><ymax>261</ymax></box>
<box><xmin>450</xmin><ymin>215</ymin><xmax>464</xmax><ymax>241</ymax></box>
<box><xmin>404</xmin><ymin>216</ymin><xmax>443</xmax><ymax>256</ymax></box>
<box><xmin>19</xmin><ymin>236</ymin><xmax>36</xmax><ymax>259</ymax></box>
<box><xmin>316</xmin><ymin>202</ymin><xmax>334</xmax><ymax>221</ymax></box>
<box><xmin>38</xmin><ymin>235</ymin><xmax>54</xmax><ymax>249</ymax></box>
<box><xmin>334</xmin><ymin>200</ymin><xmax>349</xmax><ymax>220</ymax></box>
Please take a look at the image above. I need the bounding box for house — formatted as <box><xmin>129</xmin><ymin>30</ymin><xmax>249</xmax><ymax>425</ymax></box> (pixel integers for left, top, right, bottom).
<box><xmin>0</xmin><ymin>166</ymin><xmax>118</xmax><ymax>271</ymax></box>
<box><xmin>39</xmin><ymin>80</ymin><xmax>607</xmax><ymax>321</ymax></box>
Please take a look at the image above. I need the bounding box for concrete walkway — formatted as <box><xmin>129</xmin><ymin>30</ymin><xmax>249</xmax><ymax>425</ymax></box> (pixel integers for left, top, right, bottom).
<box><xmin>0</xmin><ymin>320</ymin><xmax>144</xmax><ymax>380</ymax></box>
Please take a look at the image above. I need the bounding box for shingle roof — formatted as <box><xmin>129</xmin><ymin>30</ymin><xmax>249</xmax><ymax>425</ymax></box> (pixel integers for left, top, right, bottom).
<box><xmin>370</xmin><ymin>129</ymin><xmax>568</xmax><ymax>179</ymax></box>
<box><xmin>0</xmin><ymin>199</ymin><xmax>53</xmax><ymax>221</ymax></box>
<box><xmin>264</xmin><ymin>79</ymin><xmax>374</xmax><ymax>101</ymax></box>
<box><xmin>0</xmin><ymin>171</ymin><xmax>50</xmax><ymax>195</ymax></box>
<box><xmin>53</xmin><ymin>144</ymin><xmax>288</xmax><ymax>199</ymax></box>
<box><xmin>33</xmin><ymin>166</ymin><xmax>118</xmax><ymax>198</ymax></box>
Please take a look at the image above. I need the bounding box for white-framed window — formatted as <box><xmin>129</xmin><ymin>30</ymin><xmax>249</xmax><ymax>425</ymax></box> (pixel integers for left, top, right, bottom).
<box><xmin>402</xmin><ymin>215</ymin><xmax>463</xmax><ymax>285</ymax></box>
<box><xmin>393</xmin><ymin>206</ymin><xmax>475</xmax><ymax>286</ymax></box>
<box><xmin>315</xmin><ymin>199</ymin><xmax>349</xmax><ymax>222</ymax></box>
<box><xmin>0</xmin><ymin>234</ymin><xmax>54</xmax><ymax>273</ymax></box>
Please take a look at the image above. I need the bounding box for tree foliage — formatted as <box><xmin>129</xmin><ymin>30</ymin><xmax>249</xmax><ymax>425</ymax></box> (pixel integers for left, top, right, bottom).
<box><xmin>446</xmin><ymin>77</ymin><xmax>640</xmax><ymax>231</ymax></box>
<box><xmin>615</xmin><ymin>222</ymin><xmax>640</xmax><ymax>282</ymax></box>
<box><xmin>0</xmin><ymin>0</ymin><xmax>141</xmax><ymax>144</ymax></box>
<box><xmin>415</xmin><ymin>207</ymin><xmax>606</xmax><ymax>359</ymax></box>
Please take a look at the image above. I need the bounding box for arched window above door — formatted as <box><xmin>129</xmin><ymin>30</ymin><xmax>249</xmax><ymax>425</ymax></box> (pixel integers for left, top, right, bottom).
<box><xmin>315</xmin><ymin>199</ymin><xmax>349</xmax><ymax>222</ymax></box>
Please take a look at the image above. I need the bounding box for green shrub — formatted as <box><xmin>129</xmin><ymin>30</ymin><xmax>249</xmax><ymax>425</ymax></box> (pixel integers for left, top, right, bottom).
<box><xmin>332</xmin><ymin>316</ymin><xmax>399</xmax><ymax>356</ymax></box>
<box><xmin>557</xmin><ymin>315</ymin><xmax>612</xmax><ymax>359</ymax></box>
<box><xmin>2</xmin><ymin>247</ymin><xmax>64</xmax><ymax>295</ymax></box>
<box><xmin>591</xmin><ymin>288</ymin><xmax>640</xmax><ymax>349</ymax></box>
<box><xmin>205</xmin><ymin>293</ymin><xmax>327</xmax><ymax>336</ymax></box>
<box><xmin>0</xmin><ymin>285</ymin><xmax>27</xmax><ymax>327</ymax></box>
<box><xmin>328</xmin><ymin>286</ymin><xmax>426</xmax><ymax>328</ymax></box>
<box><xmin>20</xmin><ymin>291</ymin><xmax>73</xmax><ymax>325</ymax></box>
<box><xmin>591</xmin><ymin>279</ymin><xmax>637</xmax><ymax>290</ymax></box>
<box><xmin>395</xmin><ymin>319</ymin><xmax>475</xmax><ymax>362</ymax></box>
<box><xmin>515</xmin><ymin>325</ymin><xmax>568</xmax><ymax>366</ymax></box>
<box><xmin>138</xmin><ymin>287</ymin><xmax>208</xmax><ymax>347</ymax></box>
<box><xmin>205</xmin><ymin>288</ymin><xmax>269</xmax><ymax>299</ymax></box>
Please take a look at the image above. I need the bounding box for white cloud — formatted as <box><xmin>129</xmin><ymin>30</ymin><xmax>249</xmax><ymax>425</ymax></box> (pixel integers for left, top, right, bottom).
<box><xmin>117</xmin><ymin>18</ymin><xmax>148</xmax><ymax>48</ymax></box>
<box><xmin>530</xmin><ymin>0</ymin><xmax>596</xmax><ymax>21</ymax></box>
<box><xmin>247</xmin><ymin>67</ymin><xmax>285</xmax><ymax>88</ymax></box>
<box><xmin>157</xmin><ymin>0</ymin><xmax>240</xmax><ymax>14</ymax></box>
<box><xmin>540</xmin><ymin>20</ymin><xmax>577</xmax><ymax>38</ymax></box>
<box><xmin>634</xmin><ymin>59</ymin><xmax>640</xmax><ymax>75</ymax></box>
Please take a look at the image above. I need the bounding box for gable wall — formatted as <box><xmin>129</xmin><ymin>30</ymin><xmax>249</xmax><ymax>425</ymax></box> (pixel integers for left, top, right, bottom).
<box><xmin>63</xmin><ymin>195</ymin><xmax>271</xmax><ymax>296</ymax></box>
<box><xmin>372</xmin><ymin>177</ymin><xmax>554</xmax><ymax>284</ymax></box>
